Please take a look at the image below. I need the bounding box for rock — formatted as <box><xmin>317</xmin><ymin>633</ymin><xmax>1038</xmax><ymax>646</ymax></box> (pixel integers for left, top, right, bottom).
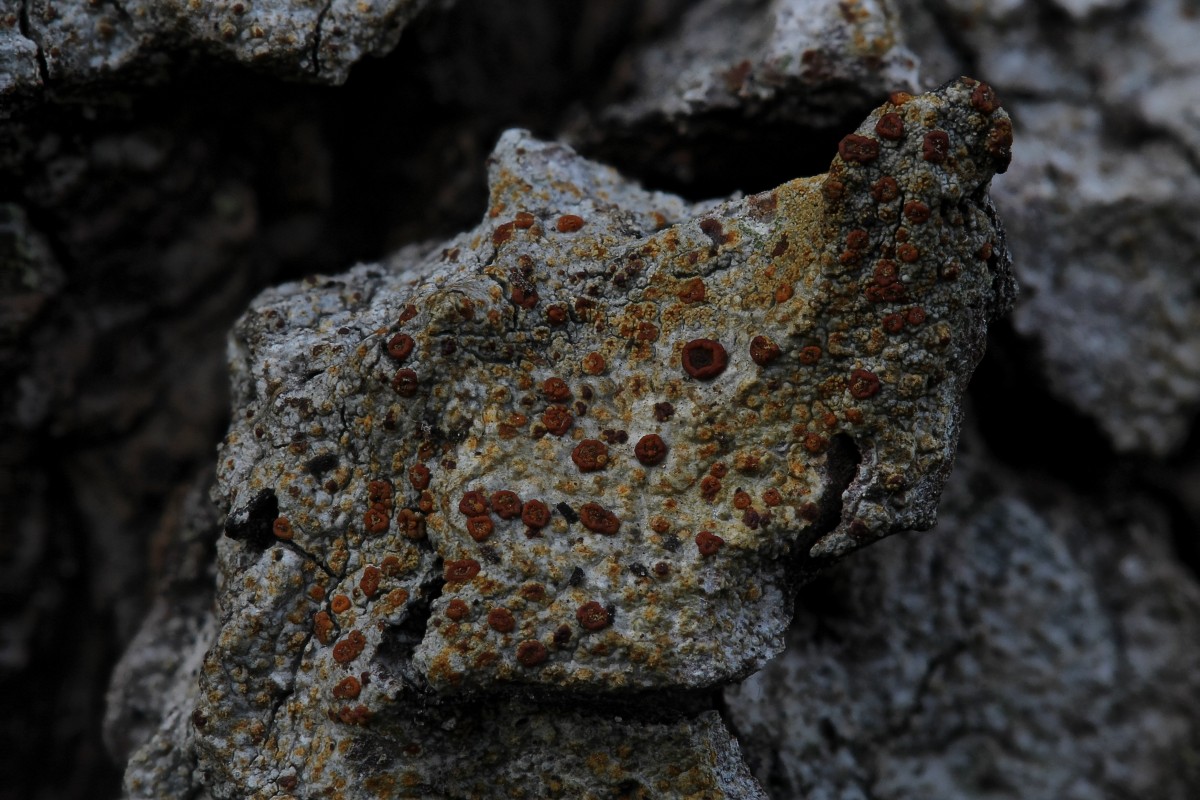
<box><xmin>578</xmin><ymin>0</ymin><xmax>921</xmax><ymax>189</ymax></box>
<box><xmin>891</xmin><ymin>0</ymin><xmax>1200</xmax><ymax>454</ymax></box>
<box><xmin>600</xmin><ymin>0</ymin><xmax>919</xmax><ymax>130</ymax></box>
<box><xmin>117</xmin><ymin>80</ymin><xmax>1013</xmax><ymax>797</ymax></box>
<box><xmin>726</xmin><ymin>429</ymin><xmax>1200</xmax><ymax>799</ymax></box>
<box><xmin>10</xmin><ymin>0</ymin><xmax>433</xmax><ymax>91</ymax></box>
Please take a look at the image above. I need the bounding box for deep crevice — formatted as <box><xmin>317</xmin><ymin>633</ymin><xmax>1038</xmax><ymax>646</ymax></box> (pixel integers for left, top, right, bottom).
<box><xmin>815</xmin><ymin>433</ymin><xmax>863</xmax><ymax>538</ymax></box>
<box><xmin>17</xmin><ymin>0</ymin><xmax>50</xmax><ymax>88</ymax></box>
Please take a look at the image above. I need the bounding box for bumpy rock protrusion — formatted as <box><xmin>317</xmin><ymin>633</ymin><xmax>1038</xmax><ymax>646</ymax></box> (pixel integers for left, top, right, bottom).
<box><xmin>123</xmin><ymin>79</ymin><xmax>1013</xmax><ymax>798</ymax></box>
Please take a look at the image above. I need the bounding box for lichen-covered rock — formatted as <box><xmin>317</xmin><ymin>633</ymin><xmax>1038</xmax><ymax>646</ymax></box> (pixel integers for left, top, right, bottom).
<box><xmin>121</xmin><ymin>79</ymin><xmax>1012</xmax><ymax>797</ymax></box>
<box><xmin>600</xmin><ymin>0</ymin><xmax>919</xmax><ymax>130</ymax></box>
<box><xmin>12</xmin><ymin>0</ymin><xmax>432</xmax><ymax>90</ymax></box>
<box><xmin>726</xmin><ymin>432</ymin><xmax>1200</xmax><ymax>799</ymax></box>
<box><xmin>892</xmin><ymin>0</ymin><xmax>1200</xmax><ymax>455</ymax></box>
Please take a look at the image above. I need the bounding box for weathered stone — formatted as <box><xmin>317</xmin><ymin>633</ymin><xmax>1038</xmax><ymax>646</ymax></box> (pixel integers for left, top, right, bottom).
<box><xmin>10</xmin><ymin>0</ymin><xmax>432</xmax><ymax>91</ymax></box>
<box><xmin>892</xmin><ymin>0</ymin><xmax>1200</xmax><ymax>454</ymax></box>
<box><xmin>726</xmin><ymin>431</ymin><xmax>1200</xmax><ymax>799</ymax></box>
<box><xmin>113</xmin><ymin>79</ymin><xmax>1012</xmax><ymax>797</ymax></box>
<box><xmin>598</xmin><ymin>0</ymin><xmax>919</xmax><ymax>131</ymax></box>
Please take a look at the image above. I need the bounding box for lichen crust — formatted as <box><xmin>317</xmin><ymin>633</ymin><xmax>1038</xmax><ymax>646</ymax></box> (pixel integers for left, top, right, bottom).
<box><xmin>193</xmin><ymin>77</ymin><xmax>1013</xmax><ymax>797</ymax></box>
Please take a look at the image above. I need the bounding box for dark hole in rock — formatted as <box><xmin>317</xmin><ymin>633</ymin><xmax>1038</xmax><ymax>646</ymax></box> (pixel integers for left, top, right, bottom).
<box><xmin>222</xmin><ymin>488</ymin><xmax>278</xmax><ymax>550</ymax></box>
<box><xmin>813</xmin><ymin>433</ymin><xmax>861</xmax><ymax>538</ymax></box>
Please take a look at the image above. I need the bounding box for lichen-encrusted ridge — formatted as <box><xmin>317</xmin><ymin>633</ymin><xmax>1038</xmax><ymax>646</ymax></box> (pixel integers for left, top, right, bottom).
<box><xmin>136</xmin><ymin>77</ymin><xmax>1013</xmax><ymax>799</ymax></box>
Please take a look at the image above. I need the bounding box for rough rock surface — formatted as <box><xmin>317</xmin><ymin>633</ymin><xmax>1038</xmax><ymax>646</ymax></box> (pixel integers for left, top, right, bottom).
<box><xmin>891</xmin><ymin>0</ymin><xmax>1200</xmax><ymax>455</ymax></box>
<box><xmin>577</xmin><ymin>0</ymin><xmax>921</xmax><ymax>192</ymax></box>
<box><xmin>601</xmin><ymin>0</ymin><xmax>919</xmax><ymax>130</ymax></box>
<box><xmin>590</xmin><ymin>0</ymin><xmax>1200</xmax><ymax>455</ymax></box>
<box><xmin>2</xmin><ymin>0</ymin><xmax>433</xmax><ymax>94</ymax></box>
<box><xmin>114</xmin><ymin>79</ymin><xmax>1013</xmax><ymax>797</ymax></box>
<box><xmin>727</xmin><ymin>430</ymin><xmax>1200</xmax><ymax>799</ymax></box>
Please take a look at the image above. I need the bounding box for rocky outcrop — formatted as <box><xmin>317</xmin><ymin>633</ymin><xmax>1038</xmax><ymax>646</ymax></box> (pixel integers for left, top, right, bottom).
<box><xmin>112</xmin><ymin>79</ymin><xmax>1014</xmax><ymax>798</ymax></box>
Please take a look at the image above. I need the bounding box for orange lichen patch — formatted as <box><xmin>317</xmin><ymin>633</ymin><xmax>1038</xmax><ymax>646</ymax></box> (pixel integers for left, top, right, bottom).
<box><xmin>516</xmin><ymin>640</ymin><xmax>548</xmax><ymax>667</ymax></box>
<box><xmin>466</xmin><ymin>516</ymin><xmax>495</xmax><ymax>542</ymax></box>
<box><xmin>700</xmin><ymin>475</ymin><xmax>721</xmax><ymax>501</ymax></box>
<box><xmin>386</xmin><ymin>333</ymin><xmax>414</xmax><ymax>361</ymax></box>
<box><xmin>541</xmin><ymin>377</ymin><xmax>571</xmax><ymax>401</ymax></box>
<box><xmin>487</xmin><ymin>607</ymin><xmax>516</xmax><ymax>633</ymax></box>
<box><xmin>762</xmin><ymin>488</ymin><xmax>782</xmax><ymax>507</ymax></box>
<box><xmin>336</xmin><ymin>705</ymin><xmax>371</xmax><ymax>726</ymax></box>
<box><xmin>367</xmin><ymin>479</ymin><xmax>393</xmax><ymax>508</ymax></box>
<box><xmin>696</xmin><ymin>531</ymin><xmax>724</xmax><ymax>557</ymax></box>
<box><xmin>803</xmin><ymin>433</ymin><xmax>827</xmax><ymax>453</ymax></box>
<box><xmin>444</xmin><ymin>559</ymin><xmax>481</xmax><ymax>583</ymax></box>
<box><xmin>313</xmin><ymin>611</ymin><xmax>335</xmax><ymax>645</ymax></box>
<box><xmin>363</xmin><ymin>508</ymin><xmax>389</xmax><ymax>534</ymax></box>
<box><xmin>848</xmin><ymin>369</ymin><xmax>881</xmax><ymax>400</ymax></box>
<box><xmin>391</xmin><ymin>368</ymin><xmax>419</xmax><ymax>397</ymax></box>
<box><xmin>395</xmin><ymin>509</ymin><xmax>426</xmax><ymax>541</ymax></box>
<box><xmin>875</xmin><ymin>112</ymin><xmax>905</xmax><ymax>140</ymax></box>
<box><xmin>678</xmin><ymin>277</ymin><xmax>706</xmax><ymax>303</ymax></box>
<box><xmin>798</xmin><ymin>345</ymin><xmax>822</xmax><ymax>365</ymax></box>
<box><xmin>445</xmin><ymin>599</ymin><xmax>469</xmax><ymax>621</ymax></box>
<box><xmin>839</xmin><ymin>133</ymin><xmax>879</xmax><ymax>163</ymax></box>
<box><xmin>556</xmin><ymin>214</ymin><xmax>584</xmax><ymax>232</ymax></box>
<box><xmin>332</xmin><ymin>630</ymin><xmax>366</xmax><ymax>664</ymax></box>
<box><xmin>458</xmin><ymin>491</ymin><xmax>490</xmax><ymax>517</ymax></box>
<box><xmin>359</xmin><ymin>566</ymin><xmax>382</xmax><ymax>598</ymax></box>
<box><xmin>546</xmin><ymin>304</ymin><xmax>568</xmax><ymax>325</ymax></box>
<box><xmin>634</xmin><ymin>434</ymin><xmax>668</xmax><ymax>466</ymax></box>
<box><xmin>542</xmin><ymin>405</ymin><xmax>573</xmax><ymax>436</ymax></box>
<box><xmin>732</xmin><ymin>490</ymin><xmax>752</xmax><ymax>510</ymax></box>
<box><xmin>331</xmin><ymin>594</ymin><xmax>352</xmax><ymax>614</ymax></box>
<box><xmin>408</xmin><ymin>463</ymin><xmax>431</xmax><ymax>490</ymax></box>
<box><xmin>379</xmin><ymin>588</ymin><xmax>409</xmax><ymax>613</ymax></box>
<box><xmin>272</xmin><ymin>517</ymin><xmax>294</xmax><ymax>540</ymax></box>
<box><xmin>519</xmin><ymin>583</ymin><xmax>547</xmax><ymax>602</ymax></box>
<box><xmin>681</xmin><ymin>339</ymin><xmax>728</xmax><ymax>380</ymax></box>
<box><xmin>490</xmin><ymin>490</ymin><xmax>523</xmax><ymax>520</ymax></box>
<box><xmin>380</xmin><ymin>555</ymin><xmax>403</xmax><ymax>577</ymax></box>
<box><xmin>582</xmin><ymin>352</ymin><xmax>607</xmax><ymax>375</ymax></box>
<box><xmin>576</xmin><ymin>601</ymin><xmax>612</xmax><ymax>631</ymax></box>
<box><xmin>579</xmin><ymin>502</ymin><xmax>620</xmax><ymax>535</ymax></box>
<box><xmin>332</xmin><ymin>676</ymin><xmax>362</xmax><ymax>700</ymax></box>
<box><xmin>923</xmin><ymin>130</ymin><xmax>950</xmax><ymax>163</ymax></box>
<box><xmin>749</xmin><ymin>335</ymin><xmax>781</xmax><ymax>366</ymax></box>
<box><xmin>572</xmin><ymin>439</ymin><xmax>610</xmax><ymax>471</ymax></box>
<box><xmin>513</xmin><ymin>211</ymin><xmax>536</xmax><ymax>229</ymax></box>
<box><xmin>521</xmin><ymin>499</ymin><xmax>550</xmax><ymax>529</ymax></box>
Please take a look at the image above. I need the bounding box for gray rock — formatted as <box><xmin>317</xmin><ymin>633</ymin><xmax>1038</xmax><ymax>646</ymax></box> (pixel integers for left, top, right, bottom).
<box><xmin>892</xmin><ymin>0</ymin><xmax>1200</xmax><ymax>454</ymax></box>
<box><xmin>726</xmin><ymin>431</ymin><xmax>1200</xmax><ymax>799</ymax></box>
<box><xmin>12</xmin><ymin>0</ymin><xmax>433</xmax><ymax>90</ymax></box>
<box><xmin>115</xmin><ymin>80</ymin><xmax>1013</xmax><ymax>797</ymax></box>
<box><xmin>595</xmin><ymin>0</ymin><xmax>1200</xmax><ymax>454</ymax></box>
<box><xmin>600</xmin><ymin>0</ymin><xmax>920</xmax><ymax>130</ymax></box>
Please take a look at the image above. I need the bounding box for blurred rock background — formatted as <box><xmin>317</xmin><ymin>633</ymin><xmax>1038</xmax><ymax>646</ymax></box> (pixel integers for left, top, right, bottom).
<box><xmin>2</xmin><ymin>1</ymin><xmax>1198</xmax><ymax>797</ymax></box>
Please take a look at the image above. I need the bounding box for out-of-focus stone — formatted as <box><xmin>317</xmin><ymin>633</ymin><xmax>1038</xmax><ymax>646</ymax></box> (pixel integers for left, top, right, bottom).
<box><xmin>892</xmin><ymin>0</ymin><xmax>1200</xmax><ymax>454</ymax></box>
<box><xmin>600</xmin><ymin>0</ymin><xmax>919</xmax><ymax>130</ymax></box>
<box><xmin>117</xmin><ymin>80</ymin><xmax>1013</xmax><ymax>797</ymax></box>
<box><xmin>12</xmin><ymin>0</ymin><xmax>433</xmax><ymax>91</ymax></box>
<box><xmin>727</xmin><ymin>432</ymin><xmax>1200</xmax><ymax>799</ymax></box>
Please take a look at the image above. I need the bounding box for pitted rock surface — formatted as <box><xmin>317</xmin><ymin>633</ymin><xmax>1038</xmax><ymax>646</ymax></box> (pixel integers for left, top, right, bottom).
<box><xmin>8</xmin><ymin>0</ymin><xmax>431</xmax><ymax>90</ymax></box>
<box><xmin>600</xmin><ymin>0</ymin><xmax>920</xmax><ymax>130</ymax></box>
<box><xmin>131</xmin><ymin>79</ymin><xmax>1013</xmax><ymax>797</ymax></box>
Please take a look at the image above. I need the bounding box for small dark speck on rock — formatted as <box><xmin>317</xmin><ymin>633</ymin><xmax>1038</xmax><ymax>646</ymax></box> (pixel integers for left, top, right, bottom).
<box><xmin>557</xmin><ymin>502</ymin><xmax>579</xmax><ymax>524</ymax></box>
